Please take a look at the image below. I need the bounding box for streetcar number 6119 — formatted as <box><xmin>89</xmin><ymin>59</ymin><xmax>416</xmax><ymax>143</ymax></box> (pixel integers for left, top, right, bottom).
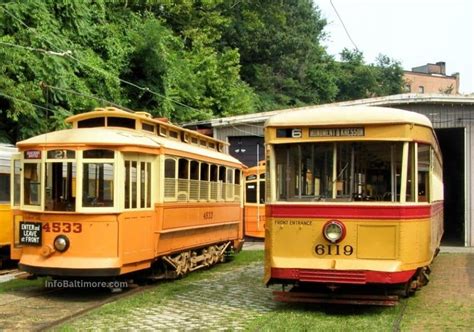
<box><xmin>314</xmin><ymin>244</ymin><xmax>354</xmax><ymax>256</ymax></box>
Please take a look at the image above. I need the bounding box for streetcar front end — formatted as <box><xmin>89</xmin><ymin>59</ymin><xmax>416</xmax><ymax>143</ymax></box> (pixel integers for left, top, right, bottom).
<box><xmin>263</xmin><ymin>106</ymin><xmax>444</xmax><ymax>301</ymax></box>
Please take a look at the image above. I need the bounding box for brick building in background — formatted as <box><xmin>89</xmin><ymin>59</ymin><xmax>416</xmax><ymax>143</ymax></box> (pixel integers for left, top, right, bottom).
<box><xmin>404</xmin><ymin>61</ymin><xmax>459</xmax><ymax>94</ymax></box>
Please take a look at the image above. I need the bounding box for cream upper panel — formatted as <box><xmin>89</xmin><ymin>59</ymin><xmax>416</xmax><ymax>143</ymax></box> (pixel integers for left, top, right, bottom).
<box><xmin>16</xmin><ymin>128</ymin><xmax>241</xmax><ymax>165</ymax></box>
<box><xmin>265</xmin><ymin>105</ymin><xmax>433</xmax><ymax>128</ymax></box>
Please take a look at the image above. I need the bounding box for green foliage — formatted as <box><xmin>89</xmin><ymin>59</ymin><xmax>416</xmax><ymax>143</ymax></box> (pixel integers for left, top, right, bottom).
<box><xmin>0</xmin><ymin>0</ymin><xmax>404</xmax><ymax>143</ymax></box>
<box><xmin>221</xmin><ymin>0</ymin><xmax>338</xmax><ymax>111</ymax></box>
<box><xmin>335</xmin><ymin>49</ymin><xmax>404</xmax><ymax>101</ymax></box>
<box><xmin>0</xmin><ymin>0</ymin><xmax>255</xmax><ymax>142</ymax></box>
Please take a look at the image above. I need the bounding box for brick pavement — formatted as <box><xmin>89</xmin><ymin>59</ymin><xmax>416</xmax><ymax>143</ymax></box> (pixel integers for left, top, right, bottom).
<box><xmin>401</xmin><ymin>252</ymin><xmax>474</xmax><ymax>330</ymax></box>
<box><xmin>67</xmin><ymin>262</ymin><xmax>277</xmax><ymax>331</ymax></box>
<box><xmin>64</xmin><ymin>246</ymin><xmax>473</xmax><ymax>331</ymax></box>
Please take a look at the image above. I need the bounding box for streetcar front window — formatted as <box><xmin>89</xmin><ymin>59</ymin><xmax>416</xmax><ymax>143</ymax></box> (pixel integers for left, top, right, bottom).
<box><xmin>246</xmin><ymin>182</ymin><xmax>257</xmax><ymax>203</ymax></box>
<box><xmin>45</xmin><ymin>162</ymin><xmax>76</xmax><ymax>211</ymax></box>
<box><xmin>24</xmin><ymin>163</ymin><xmax>42</xmax><ymax>206</ymax></box>
<box><xmin>82</xmin><ymin>150</ymin><xmax>115</xmax><ymax>208</ymax></box>
<box><xmin>274</xmin><ymin>142</ymin><xmax>404</xmax><ymax>202</ymax></box>
<box><xmin>82</xmin><ymin>163</ymin><xmax>114</xmax><ymax>207</ymax></box>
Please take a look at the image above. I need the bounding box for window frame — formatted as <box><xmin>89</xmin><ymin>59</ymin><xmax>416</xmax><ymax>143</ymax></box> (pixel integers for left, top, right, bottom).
<box><xmin>44</xmin><ymin>151</ymin><xmax>77</xmax><ymax>212</ymax></box>
<box><xmin>271</xmin><ymin>141</ymin><xmax>418</xmax><ymax>203</ymax></box>
<box><xmin>79</xmin><ymin>149</ymin><xmax>117</xmax><ymax>213</ymax></box>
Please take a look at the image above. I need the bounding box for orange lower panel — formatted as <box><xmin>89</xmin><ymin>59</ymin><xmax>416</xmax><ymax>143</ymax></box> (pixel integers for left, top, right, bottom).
<box><xmin>156</xmin><ymin>222</ymin><xmax>240</xmax><ymax>255</ymax></box>
<box><xmin>15</xmin><ymin>203</ymin><xmax>243</xmax><ymax>276</ymax></box>
<box><xmin>244</xmin><ymin>205</ymin><xmax>265</xmax><ymax>238</ymax></box>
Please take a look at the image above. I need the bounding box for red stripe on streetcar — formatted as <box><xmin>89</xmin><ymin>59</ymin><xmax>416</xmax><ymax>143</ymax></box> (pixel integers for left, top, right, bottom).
<box><xmin>267</xmin><ymin>201</ymin><xmax>443</xmax><ymax>220</ymax></box>
<box><xmin>271</xmin><ymin>268</ymin><xmax>416</xmax><ymax>284</ymax></box>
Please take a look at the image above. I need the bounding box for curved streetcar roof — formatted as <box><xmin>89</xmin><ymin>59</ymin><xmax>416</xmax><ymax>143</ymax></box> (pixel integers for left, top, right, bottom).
<box><xmin>66</xmin><ymin>107</ymin><xmax>228</xmax><ymax>146</ymax></box>
<box><xmin>265</xmin><ymin>106</ymin><xmax>433</xmax><ymax>128</ymax></box>
<box><xmin>16</xmin><ymin>127</ymin><xmax>241</xmax><ymax>165</ymax></box>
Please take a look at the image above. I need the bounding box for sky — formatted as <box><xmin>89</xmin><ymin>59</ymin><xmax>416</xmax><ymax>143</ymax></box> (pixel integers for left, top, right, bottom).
<box><xmin>315</xmin><ymin>0</ymin><xmax>474</xmax><ymax>94</ymax></box>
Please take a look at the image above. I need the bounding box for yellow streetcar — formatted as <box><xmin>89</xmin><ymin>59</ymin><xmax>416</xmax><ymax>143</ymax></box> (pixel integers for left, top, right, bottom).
<box><xmin>11</xmin><ymin>107</ymin><xmax>244</xmax><ymax>278</ymax></box>
<box><xmin>0</xmin><ymin>144</ymin><xmax>17</xmax><ymax>267</ymax></box>
<box><xmin>264</xmin><ymin>106</ymin><xmax>443</xmax><ymax>305</ymax></box>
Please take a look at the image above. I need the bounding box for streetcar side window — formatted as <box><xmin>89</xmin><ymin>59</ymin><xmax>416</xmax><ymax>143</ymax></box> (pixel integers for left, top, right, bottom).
<box><xmin>218</xmin><ymin>166</ymin><xmax>226</xmax><ymax>201</ymax></box>
<box><xmin>13</xmin><ymin>160</ymin><xmax>21</xmax><ymax>206</ymax></box>
<box><xmin>139</xmin><ymin>161</ymin><xmax>151</xmax><ymax>208</ymax></box>
<box><xmin>107</xmin><ymin>117</ymin><xmax>135</xmax><ymax>129</ymax></box>
<box><xmin>405</xmin><ymin>143</ymin><xmax>416</xmax><ymax>202</ymax></box>
<box><xmin>177</xmin><ymin>159</ymin><xmax>189</xmax><ymax>201</ymax></box>
<box><xmin>164</xmin><ymin>158</ymin><xmax>177</xmax><ymax>200</ymax></box>
<box><xmin>418</xmin><ymin>144</ymin><xmax>431</xmax><ymax>202</ymax></box>
<box><xmin>190</xmin><ymin>161</ymin><xmax>199</xmax><ymax>201</ymax></box>
<box><xmin>234</xmin><ymin>169</ymin><xmax>241</xmax><ymax>201</ymax></box>
<box><xmin>125</xmin><ymin>160</ymin><xmax>130</xmax><ymax>208</ymax></box>
<box><xmin>0</xmin><ymin>152</ymin><xmax>10</xmax><ymax>203</ymax></box>
<box><xmin>200</xmin><ymin>163</ymin><xmax>209</xmax><ymax>201</ymax></box>
<box><xmin>0</xmin><ymin>173</ymin><xmax>10</xmax><ymax>203</ymax></box>
<box><xmin>78</xmin><ymin>117</ymin><xmax>105</xmax><ymax>128</ymax></box>
<box><xmin>163</xmin><ymin>157</ymin><xmax>240</xmax><ymax>203</ymax></box>
<box><xmin>210</xmin><ymin>165</ymin><xmax>218</xmax><ymax>200</ymax></box>
<box><xmin>131</xmin><ymin>161</ymin><xmax>138</xmax><ymax>208</ymax></box>
<box><xmin>226</xmin><ymin>168</ymin><xmax>234</xmax><ymax>201</ymax></box>
<box><xmin>259</xmin><ymin>180</ymin><xmax>265</xmax><ymax>204</ymax></box>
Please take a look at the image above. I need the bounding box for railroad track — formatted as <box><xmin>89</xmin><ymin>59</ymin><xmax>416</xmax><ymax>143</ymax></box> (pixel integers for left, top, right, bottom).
<box><xmin>0</xmin><ymin>268</ymin><xmax>20</xmax><ymax>276</ymax></box>
<box><xmin>0</xmin><ymin>268</ymin><xmax>28</xmax><ymax>283</ymax></box>
<box><xmin>0</xmin><ymin>279</ymin><xmax>151</xmax><ymax>331</ymax></box>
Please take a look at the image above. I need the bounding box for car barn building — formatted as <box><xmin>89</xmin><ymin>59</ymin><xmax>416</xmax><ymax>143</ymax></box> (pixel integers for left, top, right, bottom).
<box><xmin>184</xmin><ymin>93</ymin><xmax>474</xmax><ymax>248</ymax></box>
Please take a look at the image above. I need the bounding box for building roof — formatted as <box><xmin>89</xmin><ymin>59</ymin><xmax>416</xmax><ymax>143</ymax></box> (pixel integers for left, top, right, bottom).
<box><xmin>183</xmin><ymin>93</ymin><xmax>474</xmax><ymax>128</ymax></box>
<box><xmin>265</xmin><ymin>105</ymin><xmax>433</xmax><ymax>128</ymax></box>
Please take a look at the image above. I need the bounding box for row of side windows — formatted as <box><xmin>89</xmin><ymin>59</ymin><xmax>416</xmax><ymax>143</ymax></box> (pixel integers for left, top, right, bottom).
<box><xmin>164</xmin><ymin>157</ymin><xmax>241</xmax><ymax>202</ymax></box>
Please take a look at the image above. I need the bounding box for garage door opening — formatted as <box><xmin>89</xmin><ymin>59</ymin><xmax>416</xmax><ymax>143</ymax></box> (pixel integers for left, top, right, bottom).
<box><xmin>436</xmin><ymin>128</ymin><xmax>465</xmax><ymax>246</ymax></box>
<box><xmin>229</xmin><ymin>136</ymin><xmax>264</xmax><ymax>167</ymax></box>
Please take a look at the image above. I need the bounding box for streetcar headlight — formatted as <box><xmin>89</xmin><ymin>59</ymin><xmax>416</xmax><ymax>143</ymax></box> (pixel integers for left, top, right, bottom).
<box><xmin>54</xmin><ymin>235</ymin><xmax>70</xmax><ymax>252</ymax></box>
<box><xmin>323</xmin><ymin>220</ymin><xmax>345</xmax><ymax>243</ymax></box>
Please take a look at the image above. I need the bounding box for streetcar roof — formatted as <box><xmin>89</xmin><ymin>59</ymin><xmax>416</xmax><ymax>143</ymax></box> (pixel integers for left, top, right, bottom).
<box><xmin>16</xmin><ymin>128</ymin><xmax>242</xmax><ymax>165</ymax></box>
<box><xmin>265</xmin><ymin>106</ymin><xmax>433</xmax><ymax>128</ymax></box>
<box><xmin>65</xmin><ymin>107</ymin><xmax>228</xmax><ymax>147</ymax></box>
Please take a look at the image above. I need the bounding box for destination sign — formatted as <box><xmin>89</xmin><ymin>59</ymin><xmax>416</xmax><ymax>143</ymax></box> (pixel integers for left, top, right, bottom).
<box><xmin>309</xmin><ymin>127</ymin><xmax>365</xmax><ymax>137</ymax></box>
<box><xmin>24</xmin><ymin>150</ymin><xmax>41</xmax><ymax>159</ymax></box>
<box><xmin>19</xmin><ymin>221</ymin><xmax>42</xmax><ymax>246</ymax></box>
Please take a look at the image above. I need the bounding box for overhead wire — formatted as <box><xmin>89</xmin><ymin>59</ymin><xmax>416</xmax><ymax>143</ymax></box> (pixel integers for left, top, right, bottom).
<box><xmin>0</xmin><ymin>41</ymin><xmax>72</xmax><ymax>57</ymax></box>
<box><xmin>330</xmin><ymin>0</ymin><xmax>359</xmax><ymax>51</ymax></box>
<box><xmin>0</xmin><ymin>90</ymin><xmax>57</xmax><ymax>113</ymax></box>
<box><xmin>42</xmin><ymin>84</ymin><xmax>135</xmax><ymax>113</ymax></box>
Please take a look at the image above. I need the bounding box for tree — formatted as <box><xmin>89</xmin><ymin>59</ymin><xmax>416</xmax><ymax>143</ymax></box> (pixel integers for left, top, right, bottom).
<box><xmin>372</xmin><ymin>54</ymin><xmax>404</xmax><ymax>96</ymax></box>
<box><xmin>221</xmin><ymin>0</ymin><xmax>338</xmax><ymax>111</ymax></box>
<box><xmin>0</xmin><ymin>0</ymin><xmax>405</xmax><ymax>143</ymax></box>
<box><xmin>0</xmin><ymin>0</ymin><xmax>256</xmax><ymax>142</ymax></box>
<box><xmin>334</xmin><ymin>49</ymin><xmax>403</xmax><ymax>101</ymax></box>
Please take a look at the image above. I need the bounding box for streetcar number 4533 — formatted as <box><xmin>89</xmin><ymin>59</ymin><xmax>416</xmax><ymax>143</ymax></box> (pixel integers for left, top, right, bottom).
<box><xmin>43</xmin><ymin>222</ymin><xmax>82</xmax><ymax>233</ymax></box>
